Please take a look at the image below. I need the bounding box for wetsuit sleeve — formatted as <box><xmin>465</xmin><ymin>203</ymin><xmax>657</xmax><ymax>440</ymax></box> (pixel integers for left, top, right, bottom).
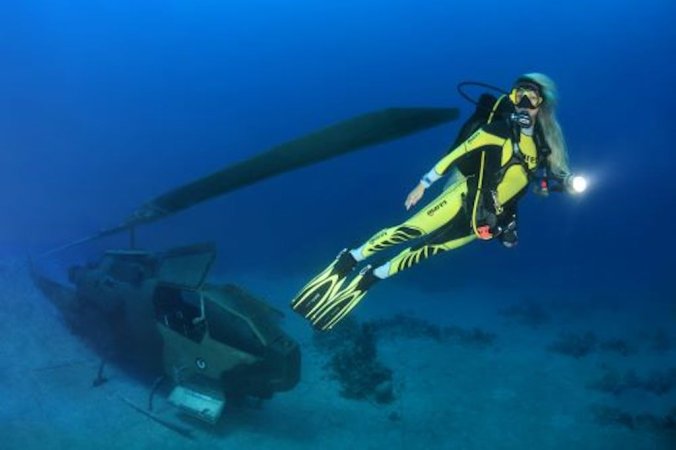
<box><xmin>420</xmin><ymin>128</ymin><xmax>507</xmax><ymax>188</ymax></box>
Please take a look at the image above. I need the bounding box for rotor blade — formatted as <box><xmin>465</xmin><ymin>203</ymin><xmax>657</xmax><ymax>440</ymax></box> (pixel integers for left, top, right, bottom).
<box><xmin>39</xmin><ymin>106</ymin><xmax>459</xmax><ymax>259</ymax></box>
<box><xmin>128</xmin><ymin>107</ymin><xmax>459</xmax><ymax>224</ymax></box>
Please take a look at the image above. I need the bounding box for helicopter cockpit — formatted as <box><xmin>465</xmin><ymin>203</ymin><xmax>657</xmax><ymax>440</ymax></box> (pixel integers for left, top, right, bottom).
<box><xmin>153</xmin><ymin>286</ymin><xmax>206</xmax><ymax>343</ymax></box>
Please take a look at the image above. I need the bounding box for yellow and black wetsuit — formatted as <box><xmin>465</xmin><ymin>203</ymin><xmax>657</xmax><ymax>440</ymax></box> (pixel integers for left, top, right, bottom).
<box><xmin>291</xmin><ymin>96</ymin><xmax>544</xmax><ymax>330</ymax></box>
<box><xmin>357</xmin><ymin>115</ymin><xmax>540</xmax><ymax>276</ymax></box>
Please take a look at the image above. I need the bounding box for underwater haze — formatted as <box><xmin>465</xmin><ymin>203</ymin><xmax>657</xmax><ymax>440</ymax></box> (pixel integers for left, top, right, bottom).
<box><xmin>2</xmin><ymin>1</ymin><xmax>676</xmax><ymax>449</ymax></box>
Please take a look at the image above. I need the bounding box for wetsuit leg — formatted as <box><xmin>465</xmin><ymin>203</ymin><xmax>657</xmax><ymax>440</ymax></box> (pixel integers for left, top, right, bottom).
<box><xmin>377</xmin><ymin>224</ymin><xmax>475</xmax><ymax>277</ymax></box>
<box><xmin>354</xmin><ymin>179</ymin><xmax>469</xmax><ymax>260</ymax></box>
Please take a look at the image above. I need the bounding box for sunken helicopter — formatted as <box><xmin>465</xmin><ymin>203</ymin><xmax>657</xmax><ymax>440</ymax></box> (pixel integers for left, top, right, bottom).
<box><xmin>31</xmin><ymin>106</ymin><xmax>459</xmax><ymax>424</ymax></box>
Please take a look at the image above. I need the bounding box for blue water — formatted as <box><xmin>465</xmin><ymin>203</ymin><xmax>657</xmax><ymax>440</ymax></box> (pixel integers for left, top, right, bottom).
<box><xmin>2</xmin><ymin>1</ymin><xmax>675</xmax><ymax>448</ymax></box>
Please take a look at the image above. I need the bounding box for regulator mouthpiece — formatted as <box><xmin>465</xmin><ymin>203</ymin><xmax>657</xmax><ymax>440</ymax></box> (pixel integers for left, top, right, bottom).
<box><xmin>510</xmin><ymin>112</ymin><xmax>533</xmax><ymax>128</ymax></box>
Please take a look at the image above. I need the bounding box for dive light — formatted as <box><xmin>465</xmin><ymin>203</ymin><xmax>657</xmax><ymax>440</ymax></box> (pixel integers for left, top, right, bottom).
<box><xmin>567</xmin><ymin>175</ymin><xmax>588</xmax><ymax>194</ymax></box>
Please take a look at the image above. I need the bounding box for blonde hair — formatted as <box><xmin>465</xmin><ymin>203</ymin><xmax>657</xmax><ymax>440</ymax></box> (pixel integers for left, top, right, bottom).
<box><xmin>520</xmin><ymin>72</ymin><xmax>570</xmax><ymax>177</ymax></box>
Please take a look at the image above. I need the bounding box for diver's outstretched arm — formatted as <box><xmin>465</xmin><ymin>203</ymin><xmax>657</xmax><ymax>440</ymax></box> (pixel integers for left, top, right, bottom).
<box><xmin>406</xmin><ymin>127</ymin><xmax>507</xmax><ymax>209</ymax></box>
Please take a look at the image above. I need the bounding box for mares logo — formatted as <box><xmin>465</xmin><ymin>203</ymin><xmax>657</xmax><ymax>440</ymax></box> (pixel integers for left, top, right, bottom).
<box><xmin>427</xmin><ymin>200</ymin><xmax>447</xmax><ymax>216</ymax></box>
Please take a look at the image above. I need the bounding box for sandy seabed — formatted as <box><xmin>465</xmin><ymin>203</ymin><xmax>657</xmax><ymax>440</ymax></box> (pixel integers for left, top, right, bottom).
<box><xmin>1</xmin><ymin>259</ymin><xmax>675</xmax><ymax>450</ymax></box>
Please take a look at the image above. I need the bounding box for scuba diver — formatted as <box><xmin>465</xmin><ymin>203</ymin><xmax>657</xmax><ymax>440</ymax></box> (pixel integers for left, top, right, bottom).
<box><xmin>291</xmin><ymin>72</ymin><xmax>585</xmax><ymax>331</ymax></box>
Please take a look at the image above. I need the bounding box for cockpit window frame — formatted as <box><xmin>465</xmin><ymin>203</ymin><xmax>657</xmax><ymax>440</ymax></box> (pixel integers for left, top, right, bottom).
<box><xmin>203</xmin><ymin>297</ymin><xmax>266</xmax><ymax>356</ymax></box>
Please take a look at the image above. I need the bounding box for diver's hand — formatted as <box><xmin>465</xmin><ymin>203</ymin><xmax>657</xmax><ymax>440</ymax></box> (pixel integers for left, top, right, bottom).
<box><xmin>405</xmin><ymin>183</ymin><xmax>426</xmax><ymax>210</ymax></box>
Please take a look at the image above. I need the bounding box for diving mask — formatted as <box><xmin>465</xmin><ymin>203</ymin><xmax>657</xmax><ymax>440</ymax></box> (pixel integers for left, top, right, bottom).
<box><xmin>509</xmin><ymin>83</ymin><xmax>543</xmax><ymax>109</ymax></box>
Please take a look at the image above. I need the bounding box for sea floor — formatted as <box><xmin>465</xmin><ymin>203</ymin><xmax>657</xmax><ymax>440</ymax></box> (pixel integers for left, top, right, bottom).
<box><xmin>1</xmin><ymin>258</ymin><xmax>675</xmax><ymax>450</ymax></box>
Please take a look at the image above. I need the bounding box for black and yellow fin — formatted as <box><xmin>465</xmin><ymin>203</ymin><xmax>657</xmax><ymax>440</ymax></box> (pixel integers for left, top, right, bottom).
<box><xmin>310</xmin><ymin>266</ymin><xmax>378</xmax><ymax>331</ymax></box>
<box><xmin>290</xmin><ymin>249</ymin><xmax>356</xmax><ymax>320</ymax></box>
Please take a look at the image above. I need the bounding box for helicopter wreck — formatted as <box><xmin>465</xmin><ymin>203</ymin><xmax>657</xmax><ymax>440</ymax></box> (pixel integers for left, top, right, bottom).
<box><xmin>32</xmin><ymin>242</ymin><xmax>300</xmax><ymax>424</ymax></box>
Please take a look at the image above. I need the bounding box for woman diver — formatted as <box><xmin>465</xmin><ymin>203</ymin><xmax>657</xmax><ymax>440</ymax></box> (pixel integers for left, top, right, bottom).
<box><xmin>291</xmin><ymin>72</ymin><xmax>583</xmax><ymax>331</ymax></box>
